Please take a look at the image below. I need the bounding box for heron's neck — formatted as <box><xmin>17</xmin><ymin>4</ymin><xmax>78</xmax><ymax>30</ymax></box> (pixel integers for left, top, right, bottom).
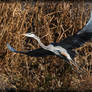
<box><xmin>33</xmin><ymin>35</ymin><xmax>48</xmax><ymax>49</ymax></box>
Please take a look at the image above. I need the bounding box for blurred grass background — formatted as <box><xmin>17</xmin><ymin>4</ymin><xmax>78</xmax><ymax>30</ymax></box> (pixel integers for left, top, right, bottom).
<box><xmin>0</xmin><ymin>1</ymin><xmax>92</xmax><ymax>91</ymax></box>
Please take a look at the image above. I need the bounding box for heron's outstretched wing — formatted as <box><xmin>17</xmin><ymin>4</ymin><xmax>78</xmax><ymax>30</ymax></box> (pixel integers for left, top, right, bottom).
<box><xmin>58</xmin><ymin>12</ymin><xmax>92</xmax><ymax>50</ymax></box>
<box><xmin>7</xmin><ymin>43</ymin><xmax>55</xmax><ymax>57</ymax></box>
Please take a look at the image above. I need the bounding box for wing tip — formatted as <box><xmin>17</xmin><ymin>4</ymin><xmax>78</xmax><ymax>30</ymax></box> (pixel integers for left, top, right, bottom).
<box><xmin>86</xmin><ymin>11</ymin><xmax>92</xmax><ymax>25</ymax></box>
<box><xmin>7</xmin><ymin>43</ymin><xmax>17</xmax><ymax>52</ymax></box>
<box><xmin>90</xmin><ymin>10</ymin><xmax>92</xmax><ymax>17</ymax></box>
<box><xmin>77</xmin><ymin>11</ymin><xmax>92</xmax><ymax>35</ymax></box>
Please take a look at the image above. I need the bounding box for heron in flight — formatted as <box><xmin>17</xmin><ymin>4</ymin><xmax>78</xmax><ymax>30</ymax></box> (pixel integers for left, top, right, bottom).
<box><xmin>7</xmin><ymin>12</ymin><xmax>92</xmax><ymax>71</ymax></box>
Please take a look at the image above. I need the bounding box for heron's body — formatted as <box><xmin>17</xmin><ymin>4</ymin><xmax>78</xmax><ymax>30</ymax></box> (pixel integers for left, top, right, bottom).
<box><xmin>7</xmin><ymin>11</ymin><xmax>92</xmax><ymax>71</ymax></box>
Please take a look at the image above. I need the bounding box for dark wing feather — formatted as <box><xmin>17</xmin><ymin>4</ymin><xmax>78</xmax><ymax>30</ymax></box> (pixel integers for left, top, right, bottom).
<box><xmin>7</xmin><ymin>43</ymin><xmax>55</xmax><ymax>57</ymax></box>
<box><xmin>58</xmin><ymin>32</ymin><xmax>92</xmax><ymax>50</ymax></box>
<box><xmin>58</xmin><ymin>12</ymin><xmax>92</xmax><ymax>50</ymax></box>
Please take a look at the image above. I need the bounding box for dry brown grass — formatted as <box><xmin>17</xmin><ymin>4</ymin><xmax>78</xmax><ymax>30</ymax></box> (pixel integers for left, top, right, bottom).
<box><xmin>0</xmin><ymin>1</ymin><xmax>92</xmax><ymax>91</ymax></box>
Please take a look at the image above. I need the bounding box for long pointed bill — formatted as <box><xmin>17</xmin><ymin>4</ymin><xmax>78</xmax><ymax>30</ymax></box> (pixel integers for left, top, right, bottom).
<box><xmin>22</xmin><ymin>33</ymin><xmax>30</xmax><ymax>37</ymax></box>
<box><xmin>22</xmin><ymin>34</ymin><xmax>26</xmax><ymax>36</ymax></box>
<box><xmin>22</xmin><ymin>33</ymin><xmax>35</xmax><ymax>38</ymax></box>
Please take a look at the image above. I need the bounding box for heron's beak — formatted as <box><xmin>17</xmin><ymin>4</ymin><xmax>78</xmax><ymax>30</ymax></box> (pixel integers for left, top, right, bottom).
<box><xmin>22</xmin><ymin>33</ymin><xmax>30</xmax><ymax>37</ymax></box>
<box><xmin>22</xmin><ymin>34</ymin><xmax>26</xmax><ymax>36</ymax></box>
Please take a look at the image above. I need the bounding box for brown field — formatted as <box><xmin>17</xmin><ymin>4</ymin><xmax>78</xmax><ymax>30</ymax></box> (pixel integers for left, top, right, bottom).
<box><xmin>0</xmin><ymin>1</ymin><xmax>92</xmax><ymax>91</ymax></box>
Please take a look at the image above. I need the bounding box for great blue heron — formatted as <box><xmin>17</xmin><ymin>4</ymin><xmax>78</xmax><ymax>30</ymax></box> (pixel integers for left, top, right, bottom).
<box><xmin>7</xmin><ymin>11</ymin><xmax>92</xmax><ymax>72</ymax></box>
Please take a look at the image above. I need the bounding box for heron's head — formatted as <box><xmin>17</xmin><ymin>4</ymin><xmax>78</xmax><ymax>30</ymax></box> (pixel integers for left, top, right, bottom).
<box><xmin>22</xmin><ymin>33</ymin><xmax>35</xmax><ymax>38</ymax></box>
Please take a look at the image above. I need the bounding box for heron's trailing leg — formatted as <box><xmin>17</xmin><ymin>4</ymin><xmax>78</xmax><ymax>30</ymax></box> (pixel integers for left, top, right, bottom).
<box><xmin>70</xmin><ymin>59</ymin><xmax>87</xmax><ymax>74</ymax></box>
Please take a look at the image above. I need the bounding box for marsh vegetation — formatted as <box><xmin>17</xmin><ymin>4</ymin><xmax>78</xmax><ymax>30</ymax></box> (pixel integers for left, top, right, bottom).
<box><xmin>0</xmin><ymin>1</ymin><xmax>92</xmax><ymax>91</ymax></box>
